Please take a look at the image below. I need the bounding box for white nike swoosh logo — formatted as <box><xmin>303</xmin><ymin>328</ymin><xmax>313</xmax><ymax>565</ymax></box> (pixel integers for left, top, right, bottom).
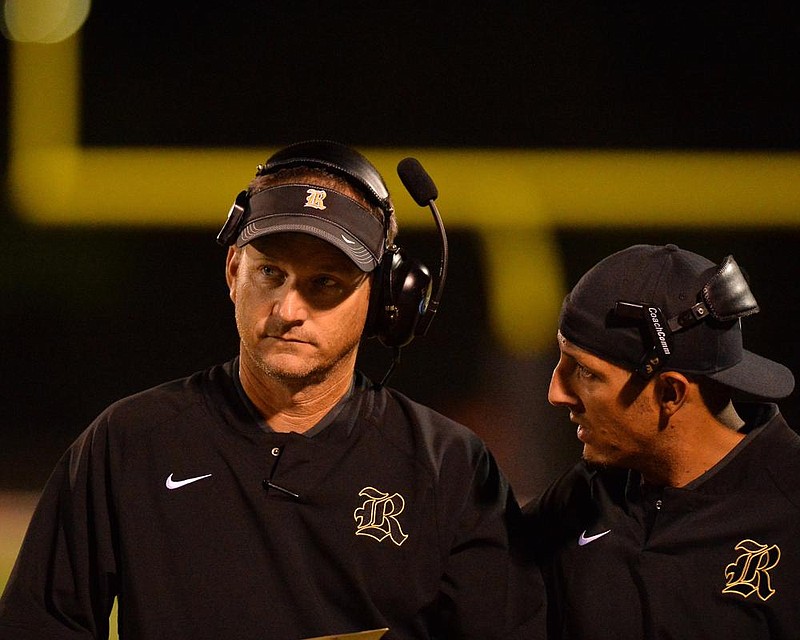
<box><xmin>165</xmin><ymin>473</ymin><xmax>212</xmax><ymax>490</ymax></box>
<box><xmin>578</xmin><ymin>529</ymin><xmax>611</xmax><ymax>546</ymax></box>
<box><xmin>341</xmin><ymin>234</ymin><xmax>357</xmax><ymax>245</ymax></box>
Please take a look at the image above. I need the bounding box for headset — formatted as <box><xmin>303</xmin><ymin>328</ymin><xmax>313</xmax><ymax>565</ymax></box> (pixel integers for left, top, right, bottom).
<box><xmin>613</xmin><ymin>255</ymin><xmax>759</xmax><ymax>379</ymax></box>
<box><xmin>217</xmin><ymin>140</ymin><xmax>448</xmax><ymax>384</ymax></box>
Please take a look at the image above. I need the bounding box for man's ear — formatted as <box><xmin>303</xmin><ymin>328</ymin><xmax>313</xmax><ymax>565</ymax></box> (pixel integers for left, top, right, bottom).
<box><xmin>225</xmin><ymin>246</ymin><xmax>241</xmax><ymax>302</ymax></box>
<box><xmin>657</xmin><ymin>371</ymin><xmax>690</xmax><ymax>416</ymax></box>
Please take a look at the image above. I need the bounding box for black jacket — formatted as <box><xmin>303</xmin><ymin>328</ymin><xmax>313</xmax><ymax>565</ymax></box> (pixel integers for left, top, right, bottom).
<box><xmin>526</xmin><ymin>403</ymin><xmax>800</xmax><ymax>639</ymax></box>
<box><xmin>0</xmin><ymin>360</ymin><xmax>544</xmax><ymax>640</ymax></box>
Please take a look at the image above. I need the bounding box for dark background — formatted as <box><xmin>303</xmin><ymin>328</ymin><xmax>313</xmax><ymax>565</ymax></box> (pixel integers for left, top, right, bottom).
<box><xmin>2</xmin><ymin>3</ymin><xmax>799</xmax><ymax>502</ymax></box>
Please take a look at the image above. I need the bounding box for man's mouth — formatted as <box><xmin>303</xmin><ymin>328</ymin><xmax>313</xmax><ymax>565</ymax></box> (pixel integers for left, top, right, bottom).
<box><xmin>267</xmin><ymin>334</ymin><xmax>310</xmax><ymax>345</ymax></box>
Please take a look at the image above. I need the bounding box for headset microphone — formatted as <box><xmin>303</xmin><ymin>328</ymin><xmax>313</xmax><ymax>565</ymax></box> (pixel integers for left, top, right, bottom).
<box><xmin>373</xmin><ymin>157</ymin><xmax>449</xmax><ymax>389</ymax></box>
<box><xmin>396</xmin><ymin>157</ymin><xmax>449</xmax><ymax>338</ymax></box>
<box><xmin>397</xmin><ymin>157</ymin><xmax>439</xmax><ymax>205</ymax></box>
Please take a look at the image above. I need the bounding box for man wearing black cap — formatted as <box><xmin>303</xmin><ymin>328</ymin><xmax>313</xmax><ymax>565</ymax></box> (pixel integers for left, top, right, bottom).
<box><xmin>526</xmin><ymin>243</ymin><xmax>798</xmax><ymax>639</ymax></box>
<box><xmin>0</xmin><ymin>142</ymin><xmax>544</xmax><ymax>640</ymax></box>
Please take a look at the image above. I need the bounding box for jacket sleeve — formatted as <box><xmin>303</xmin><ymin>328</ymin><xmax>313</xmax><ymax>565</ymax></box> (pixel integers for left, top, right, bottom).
<box><xmin>0</xmin><ymin>417</ymin><xmax>118</xmax><ymax>640</ymax></box>
<box><xmin>435</xmin><ymin>444</ymin><xmax>546</xmax><ymax>640</ymax></box>
<box><xmin>523</xmin><ymin>461</ymin><xmax>602</xmax><ymax>562</ymax></box>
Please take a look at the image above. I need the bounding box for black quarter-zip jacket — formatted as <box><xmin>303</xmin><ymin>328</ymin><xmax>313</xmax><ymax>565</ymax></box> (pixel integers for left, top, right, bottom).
<box><xmin>527</xmin><ymin>403</ymin><xmax>800</xmax><ymax>640</ymax></box>
<box><xmin>0</xmin><ymin>360</ymin><xmax>545</xmax><ymax>640</ymax></box>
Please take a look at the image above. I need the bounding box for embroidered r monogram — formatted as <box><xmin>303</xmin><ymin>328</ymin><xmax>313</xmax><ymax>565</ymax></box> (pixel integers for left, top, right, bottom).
<box><xmin>304</xmin><ymin>188</ymin><xmax>327</xmax><ymax>210</ymax></box>
<box><xmin>354</xmin><ymin>486</ymin><xmax>409</xmax><ymax>546</ymax></box>
<box><xmin>723</xmin><ymin>538</ymin><xmax>781</xmax><ymax>601</ymax></box>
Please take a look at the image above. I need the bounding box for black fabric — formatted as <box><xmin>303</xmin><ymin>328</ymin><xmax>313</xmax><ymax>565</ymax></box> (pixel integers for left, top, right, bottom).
<box><xmin>559</xmin><ymin>243</ymin><xmax>795</xmax><ymax>398</ymax></box>
<box><xmin>236</xmin><ymin>183</ymin><xmax>386</xmax><ymax>272</ymax></box>
<box><xmin>526</xmin><ymin>403</ymin><xmax>800</xmax><ymax>639</ymax></box>
<box><xmin>0</xmin><ymin>361</ymin><xmax>545</xmax><ymax>640</ymax></box>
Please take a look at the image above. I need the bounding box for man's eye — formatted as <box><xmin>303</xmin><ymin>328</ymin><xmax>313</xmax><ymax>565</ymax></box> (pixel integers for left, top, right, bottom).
<box><xmin>316</xmin><ymin>276</ymin><xmax>338</xmax><ymax>288</ymax></box>
<box><xmin>260</xmin><ymin>265</ymin><xmax>279</xmax><ymax>277</ymax></box>
<box><xmin>576</xmin><ymin>363</ymin><xmax>594</xmax><ymax>379</ymax></box>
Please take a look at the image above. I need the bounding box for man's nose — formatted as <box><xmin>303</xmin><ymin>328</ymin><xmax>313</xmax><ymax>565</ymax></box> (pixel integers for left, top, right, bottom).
<box><xmin>548</xmin><ymin>360</ymin><xmax>577</xmax><ymax>408</ymax></box>
<box><xmin>272</xmin><ymin>285</ymin><xmax>309</xmax><ymax>323</ymax></box>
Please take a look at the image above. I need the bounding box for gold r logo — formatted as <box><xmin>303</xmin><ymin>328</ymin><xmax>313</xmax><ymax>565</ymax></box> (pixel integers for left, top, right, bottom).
<box><xmin>723</xmin><ymin>538</ymin><xmax>781</xmax><ymax>601</ymax></box>
<box><xmin>304</xmin><ymin>189</ymin><xmax>327</xmax><ymax>210</ymax></box>
<box><xmin>354</xmin><ymin>486</ymin><xmax>408</xmax><ymax>546</ymax></box>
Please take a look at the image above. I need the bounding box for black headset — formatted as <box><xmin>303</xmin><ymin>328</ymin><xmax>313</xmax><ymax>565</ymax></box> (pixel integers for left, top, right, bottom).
<box><xmin>217</xmin><ymin>140</ymin><xmax>448</xmax><ymax>371</ymax></box>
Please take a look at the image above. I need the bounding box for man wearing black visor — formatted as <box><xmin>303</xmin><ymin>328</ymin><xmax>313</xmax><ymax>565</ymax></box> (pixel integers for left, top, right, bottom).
<box><xmin>0</xmin><ymin>141</ymin><xmax>544</xmax><ymax>640</ymax></box>
<box><xmin>525</xmin><ymin>243</ymin><xmax>798</xmax><ymax>639</ymax></box>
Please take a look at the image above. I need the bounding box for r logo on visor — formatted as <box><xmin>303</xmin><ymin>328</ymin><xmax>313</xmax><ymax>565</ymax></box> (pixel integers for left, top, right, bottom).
<box><xmin>304</xmin><ymin>189</ymin><xmax>327</xmax><ymax>210</ymax></box>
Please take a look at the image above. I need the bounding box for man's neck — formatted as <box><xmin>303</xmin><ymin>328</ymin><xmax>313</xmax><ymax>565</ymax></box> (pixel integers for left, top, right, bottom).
<box><xmin>641</xmin><ymin>414</ymin><xmax>746</xmax><ymax>488</ymax></box>
<box><xmin>238</xmin><ymin>362</ymin><xmax>355</xmax><ymax>434</ymax></box>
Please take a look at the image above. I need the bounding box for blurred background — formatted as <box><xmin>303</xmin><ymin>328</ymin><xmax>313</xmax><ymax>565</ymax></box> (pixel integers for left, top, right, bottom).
<box><xmin>2</xmin><ymin>1</ymin><xmax>800</xmax><ymax>518</ymax></box>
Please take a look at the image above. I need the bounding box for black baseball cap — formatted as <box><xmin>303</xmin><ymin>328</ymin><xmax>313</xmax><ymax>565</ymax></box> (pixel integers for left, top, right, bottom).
<box><xmin>559</xmin><ymin>244</ymin><xmax>795</xmax><ymax>399</ymax></box>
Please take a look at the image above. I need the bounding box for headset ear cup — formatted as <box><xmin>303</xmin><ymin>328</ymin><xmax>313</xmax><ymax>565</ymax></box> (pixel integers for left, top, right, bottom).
<box><xmin>373</xmin><ymin>248</ymin><xmax>432</xmax><ymax>348</ymax></box>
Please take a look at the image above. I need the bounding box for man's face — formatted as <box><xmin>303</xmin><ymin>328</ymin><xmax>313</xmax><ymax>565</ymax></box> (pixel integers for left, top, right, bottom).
<box><xmin>226</xmin><ymin>233</ymin><xmax>371</xmax><ymax>385</ymax></box>
<box><xmin>548</xmin><ymin>332</ymin><xmax>662</xmax><ymax>469</ymax></box>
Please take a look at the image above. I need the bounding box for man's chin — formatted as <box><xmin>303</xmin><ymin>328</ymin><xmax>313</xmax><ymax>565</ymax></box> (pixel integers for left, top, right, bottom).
<box><xmin>243</xmin><ymin>349</ymin><xmax>316</xmax><ymax>381</ymax></box>
<box><xmin>261</xmin><ymin>360</ymin><xmax>323</xmax><ymax>383</ymax></box>
<box><xmin>244</xmin><ymin>340</ymin><xmax>360</xmax><ymax>386</ymax></box>
<box><xmin>581</xmin><ymin>448</ymin><xmax>629</xmax><ymax>474</ymax></box>
<box><xmin>581</xmin><ymin>447</ymin><xmax>610</xmax><ymax>470</ymax></box>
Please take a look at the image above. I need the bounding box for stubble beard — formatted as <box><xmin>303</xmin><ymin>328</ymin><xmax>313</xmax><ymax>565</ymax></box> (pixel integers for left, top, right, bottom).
<box><xmin>238</xmin><ymin>323</ymin><xmax>362</xmax><ymax>389</ymax></box>
<box><xmin>244</xmin><ymin>340</ymin><xmax>360</xmax><ymax>387</ymax></box>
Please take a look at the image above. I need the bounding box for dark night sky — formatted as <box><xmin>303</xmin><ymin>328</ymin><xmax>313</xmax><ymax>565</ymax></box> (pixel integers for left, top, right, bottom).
<box><xmin>2</xmin><ymin>3</ymin><xmax>799</xmax><ymax>495</ymax></box>
<box><xmin>77</xmin><ymin>2</ymin><xmax>800</xmax><ymax>150</ymax></box>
